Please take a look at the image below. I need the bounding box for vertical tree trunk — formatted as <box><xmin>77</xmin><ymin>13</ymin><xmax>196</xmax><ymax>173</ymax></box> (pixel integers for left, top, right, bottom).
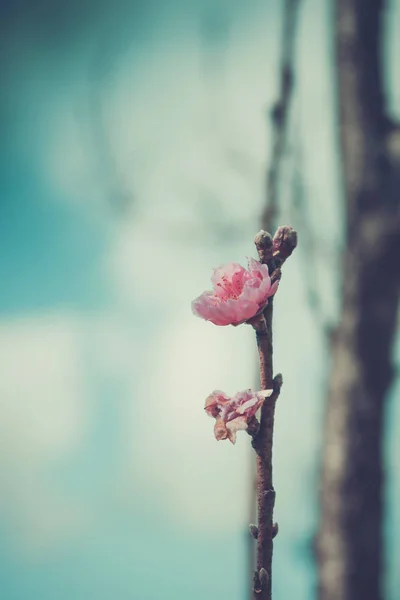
<box><xmin>317</xmin><ymin>1</ymin><xmax>400</xmax><ymax>600</ymax></box>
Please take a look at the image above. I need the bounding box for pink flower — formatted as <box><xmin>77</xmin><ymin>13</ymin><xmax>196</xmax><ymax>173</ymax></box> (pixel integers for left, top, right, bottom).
<box><xmin>204</xmin><ymin>389</ymin><xmax>273</xmax><ymax>444</ymax></box>
<box><xmin>192</xmin><ymin>258</ymin><xmax>279</xmax><ymax>326</ymax></box>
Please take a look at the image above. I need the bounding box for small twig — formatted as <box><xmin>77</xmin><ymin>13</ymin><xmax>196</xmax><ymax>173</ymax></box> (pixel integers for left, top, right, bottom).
<box><xmin>250</xmin><ymin>2</ymin><xmax>301</xmax><ymax>588</ymax></box>
<box><xmin>250</xmin><ymin>228</ymin><xmax>297</xmax><ymax>600</ymax></box>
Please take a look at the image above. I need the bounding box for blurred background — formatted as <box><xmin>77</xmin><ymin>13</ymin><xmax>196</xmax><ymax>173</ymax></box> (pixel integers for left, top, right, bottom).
<box><xmin>0</xmin><ymin>0</ymin><xmax>399</xmax><ymax>599</ymax></box>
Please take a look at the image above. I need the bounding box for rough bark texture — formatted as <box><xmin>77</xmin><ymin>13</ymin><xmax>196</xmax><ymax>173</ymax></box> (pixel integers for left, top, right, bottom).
<box><xmin>317</xmin><ymin>1</ymin><xmax>400</xmax><ymax>599</ymax></box>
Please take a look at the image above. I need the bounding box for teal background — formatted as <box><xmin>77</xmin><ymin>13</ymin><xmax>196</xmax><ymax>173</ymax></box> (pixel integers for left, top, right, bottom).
<box><xmin>0</xmin><ymin>1</ymin><xmax>399</xmax><ymax>598</ymax></box>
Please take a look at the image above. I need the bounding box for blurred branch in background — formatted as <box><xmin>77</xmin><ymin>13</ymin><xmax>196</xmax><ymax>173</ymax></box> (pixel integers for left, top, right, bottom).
<box><xmin>84</xmin><ymin>24</ymin><xmax>135</xmax><ymax>215</ymax></box>
<box><xmin>247</xmin><ymin>0</ymin><xmax>302</xmax><ymax>596</ymax></box>
<box><xmin>289</xmin><ymin>127</ymin><xmax>331</xmax><ymax>334</ymax></box>
<box><xmin>261</xmin><ymin>0</ymin><xmax>302</xmax><ymax>233</ymax></box>
<box><xmin>316</xmin><ymin>1</ymin><xmax>400</xmax><ymax>599</ymax></box>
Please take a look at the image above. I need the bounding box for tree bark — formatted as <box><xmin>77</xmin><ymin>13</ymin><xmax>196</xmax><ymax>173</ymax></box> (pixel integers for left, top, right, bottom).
<box><xmin>317</xmin><ymin>1</ymin><xmax>400</xmax><ymax>600</ymax></box>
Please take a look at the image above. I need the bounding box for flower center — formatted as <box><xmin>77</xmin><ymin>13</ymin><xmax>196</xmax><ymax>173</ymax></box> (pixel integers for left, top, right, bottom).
<box><xmin>216</xmin><ymin>274</ymin><xmax>243</xmax><ymax>299</ymax></box>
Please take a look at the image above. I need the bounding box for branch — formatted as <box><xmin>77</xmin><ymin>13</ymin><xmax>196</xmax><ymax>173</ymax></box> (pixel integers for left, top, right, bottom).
<box><xmin>261</xmin><ymin>0</ymin><xmax>302</xmax><ymax>231</ymax></box>
<box><xmin>248</xmin><ymin>2</ymin><xmax>302</xmax><ymax>593</ymax></box>
<box><xmin>249</xmin><ymin>227</ymin><xmax>297</xmax><ymax>600</ymax></box>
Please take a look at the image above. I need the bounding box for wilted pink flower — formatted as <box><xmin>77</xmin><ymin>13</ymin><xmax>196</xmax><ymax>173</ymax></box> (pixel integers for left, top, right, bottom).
<box><xmin>192</xmin><ymin>258</ymin><xmax>278</xmax><ymax>326</ymax></box>
<box><xmin>205</xmin><ymin>389</ymin><xmax>273</xmax><ymax>444</ymax></box>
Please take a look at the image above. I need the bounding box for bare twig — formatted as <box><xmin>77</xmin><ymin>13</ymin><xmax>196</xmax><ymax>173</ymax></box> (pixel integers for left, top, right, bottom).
<box><xmin>249</xmin><ymin>228</ymin><xmax>297</xmax><ymax>600</ymax></box>
<box><xmin>247</xmin><ymin>2</ymin><xmax>302</xmax><ymax>594</ymax></box>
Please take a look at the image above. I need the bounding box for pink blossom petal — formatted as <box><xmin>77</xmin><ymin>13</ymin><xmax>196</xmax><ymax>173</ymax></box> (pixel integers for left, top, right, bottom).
<box><xmin>191</xmin><ymin>292</ymin><xmax>216</xmax><ymax>317</ymax></box>
<box><xmin>247</xmin><ymin>257</ymin><xmax>270</xmax><ymax>280</ymax></box>
<box><xmin>235</xmin><ymin>397</ymin><xmax>261</xmax><ymax>415</ymax></box>
<box><xmin>204</xmin><ymin>391</ymin><xmax>230</xmax><ymax>418</ymax></box>
<box><xmin>228</xmin><ymin>390</ymin><xmax>266</xmax><ymax>419</ymax></box>
<box><xmin>192</xmin><ymin>257</ymin><xmax>279</xmax><ymax>327</ymax></box>
<box><xmin>214</xmin><ymin>418</ymin><xmax>228</xmax><ymax>441</ymax></box>
<box><xmin>243</xmin><ymin>273</ymin><xmax>278</xmax><ymax>312</ymax></box>
<box><xmin>204</xmin><ymin>307</ymin><xmax>236</xmax><ymax>327</ymax></box>
<box><xmin>215</xmin><ymin>300</ymin><xmax>242</xmax><ymax>324</ymax></box>
<box><xmin>212</xmin><ymin>263</ymin><xmax>250</xmax><ymax>299</ymax></box>
<box><xmin>192</xmin><ymin>294</ymin><xmax>233</xmax><ymax>326</ymax></box>
<box><xmin>257</xmin><ymin>276</ymin><xmax>273</xmax><ymax>298</ymax></box>
<box><xmin>223</xmin><ymin>298</ymin><xmax>260</xmax><ymax>325</ymax></box>
<box><xmin>241</xmin><ymin>279</ymin><xmax>266</xmax><ymax>305</ymax></box>
<box><xmin>226</xmin><ymin>416</ymin><xmax>248</xmax><ymax>444</ymax></box>
<box><xmin>229</xmin><ymin>389</ymin><xmax>253</xmax><ymax>406</ymax></box>
<box><xmin>269</xmin><ymin>279</ymin><xmax>279</xmax><ymax>297</ymax></box>
<box><xmin>204</xmin><ymin>389</ymin><xmax>272</xmax><ymax>443</ymax></box>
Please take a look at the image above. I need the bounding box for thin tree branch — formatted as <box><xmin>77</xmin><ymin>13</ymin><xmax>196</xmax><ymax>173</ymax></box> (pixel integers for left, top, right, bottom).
<box><xmin>247</xmin><ymin>2</ymin><xmax>302</xmax><ymax>595</ymax></box>
<box><xmin>249</xmin><ymin>228</ymin><xmax>297</xmax><ymax>600</ymax></box>
<box><xmin>261</xmin><ymin>0</ymin><xmax>302</xmax><ymax>231</ymax></box>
